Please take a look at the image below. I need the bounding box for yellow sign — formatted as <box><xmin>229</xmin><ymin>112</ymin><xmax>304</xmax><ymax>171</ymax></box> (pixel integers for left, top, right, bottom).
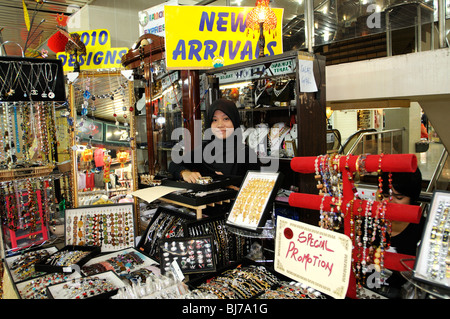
<box><xmin>57</xmin><ymin>29</ymin><xmax>128</xmax><ymax>72</ymax></box>
<box><xmin>275</xmin><ymin>216</ymin><xmax>352</xmax><ymax>299</ymax></box>
<box><xmin>164</xmin><ymin>6</ymin><xmax>284</xmax><ymax>70</ymax></box>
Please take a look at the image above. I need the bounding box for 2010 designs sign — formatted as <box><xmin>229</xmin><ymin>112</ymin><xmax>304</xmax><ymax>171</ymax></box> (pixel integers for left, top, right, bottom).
<box><xmin>164</xmin><ymin>6</ymin><xmax>284</xmax><ymax>70</ymax></box>
<box><xmin>56</xmin><ymin>29</ymin><xmax>128</xmax><ymax>72</ymax></box>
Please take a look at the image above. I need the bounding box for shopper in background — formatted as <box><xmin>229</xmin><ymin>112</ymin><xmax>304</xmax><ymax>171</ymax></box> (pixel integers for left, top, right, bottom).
<box><xmin>169</xmin><ymin>98</ymin><xmax>260</xmax><ymax>184</ymax></box>
<box><xmin>381</xmin><ymin>168</ymin><xmax>424</xmax><ymax>256</ymax></box>
<box><xmin>379</xmin><ymin>168</ymin><xmax>426</xmax><ymax>298</ymax></box>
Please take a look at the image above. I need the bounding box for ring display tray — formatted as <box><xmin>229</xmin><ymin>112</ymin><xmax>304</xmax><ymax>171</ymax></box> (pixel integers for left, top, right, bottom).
<box><xmin>46</xmin><ymin>271</ymin><xmax>126</xmax><ymax>299</ymax></box>
<box><xmin>413</xmin><ymin>190</ymin><xmax>450</xmax><ymax>291</ymax></box>
<box><xmin>162</xmin><ymin>188</ymin><xmax>237</xmax><ymax>206</ymax></box>
<box><xmin>162</xmin><ymin>175</ymin><xmax>242</xmax><ymax>191</ymax></box>
<box><xmin>226</xmin><ymin>171</ymin><xmax>283</xmax><ymax>233</ymax></box>
<box><xmin>64</xmin><ymin>203</ymin><xmax>135</xmax><ymax>252</ymax></box>
<box><xmin>34</xmin><ymin>245</ymin><xmax>101</xmax><ymax>274</ymax></box>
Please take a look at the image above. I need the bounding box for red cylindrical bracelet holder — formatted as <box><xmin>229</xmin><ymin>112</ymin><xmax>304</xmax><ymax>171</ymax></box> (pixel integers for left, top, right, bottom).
<box><xmin>288</xmin><ymin>193</ymin><xmax>421</xmax><ymax>224</ymax></box>
<box><xmin>291</xmin><ymin>154</ymin><xmax>417</xmax><ymax>174</ymax></box>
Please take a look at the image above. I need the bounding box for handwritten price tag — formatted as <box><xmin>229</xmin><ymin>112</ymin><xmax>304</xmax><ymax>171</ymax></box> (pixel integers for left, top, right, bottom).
<box><xmin>275</xmin><ymin>216</ymin><xmax>352</xmax><ymax>299</ymax></box>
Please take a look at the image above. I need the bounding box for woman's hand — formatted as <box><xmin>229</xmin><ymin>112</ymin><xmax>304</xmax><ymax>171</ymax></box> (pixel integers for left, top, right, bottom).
<box><xmin>181</xmin><ymin>170</ymin><xmax>202</xmax><ymax>183</ymax></box>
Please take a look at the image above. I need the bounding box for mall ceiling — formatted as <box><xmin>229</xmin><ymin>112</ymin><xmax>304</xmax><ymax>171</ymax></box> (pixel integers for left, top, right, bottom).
<box><xmin>1</xmin><ymin>0</ymin><xmax>435</xmax><ymax>58</ymax></box>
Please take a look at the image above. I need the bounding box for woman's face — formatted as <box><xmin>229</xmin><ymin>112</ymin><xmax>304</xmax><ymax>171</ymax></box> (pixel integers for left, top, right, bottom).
<box><xmin>384</xmin><ymin>187</ymin><xmax>411</xmax><ymax>205</ymax></box>
<box><xmin>211</xmin><ymin>110</ymin><xmax>234</xmax><ymax>139</ymax></box>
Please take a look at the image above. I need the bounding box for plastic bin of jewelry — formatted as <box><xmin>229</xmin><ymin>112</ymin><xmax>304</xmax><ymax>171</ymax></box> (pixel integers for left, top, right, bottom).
<box><xmin>81</xmin><ymin>247</ymin><xmax>159</xmax><ymax>278</ymax></box>
<box><xmin>5</xmin><ymin>246</ymin><xmax>59</xmax><ymax>283</ymax></box>
<box><xmin>162</xmin><ymin>187</ymin><xmax>238</xmax><ymax>206</ymax></box>
<box><xmin>34</xmin><ymin>245</ymin><xmax>101</xmax><ymax>274</ymax></box>
<box><xmin>64</xmin><ymin>203</ymin><xmax>135</xmax><ymax>253</ymax></box>
<box><xmin>162</xmin><ymin>175</ymin><xmax>242</xmax><ymax>191</ymax></box>
<box><xmin>136</xmin><ymin>206</ymin><xmax>197</xmax><ymax>261</ymax></box>
<box><xmin>413</xmin><ymin>190</ymin><xmax>450</xmax><ymax>290</ymax></box>
<box><xmin>16</xmin><ymin>272</ymin><xmax>81</xmax><ymax>299</ymax></box>
<box><xmin>226</xmin><ymin>171</ymin><xmax>283</xmax><ymax>233</ymax></box>
<box><xmin>159</xmin><ymin>235</ymin><xmax>216</xmax><ymax>275</ymax></box>
<box><xmin>46</xmin><ymin>271</ymin><xmax>126</xmax><ymax>299</ymax></box>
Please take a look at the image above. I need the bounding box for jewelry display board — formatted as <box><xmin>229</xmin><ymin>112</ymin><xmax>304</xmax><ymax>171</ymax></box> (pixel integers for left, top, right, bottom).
<box><xmin>184</xmin><ymin>215</ymin><xmax>250</xmax><ymax>268</ymax></box>
<box><xmin>16</xmin><ymin>272</ymin><xmax>81</xmax><ymax>299</ymax></box>
<box><xmin>81</xmin><ymin>247</ymin><xmax>158</xmax><ymax>277</ymax></box>
<box><xmin>414</xmin><ymin>190</ymin><xmax>450</xmax><ymax>290</ymax></box>
<box><xmin>64</xmin><ymin>203</ymin><xmax>135</xmax><ymax>252</ymax></box>
<box><xmin>34</xmin><ymin>245</ymin><xmax>101</xmax><ymax>274</ymax></box>
<box><xmin>162</xmin><ymin>175</ymin><xmax>242</xmax><ymax>191</ymax></box>
<box><xmin>159</xmin><ymin>235</ymin><xmax>216</xmax><ymax>275</ymax></box>
<box><xmin>5</xmin><ymin>246</ymin><xmax>58</xmax><ymax>283</ymax></box>
<box><xmin>46</xmin><ymin>270</ymin><xmax>126</xmax><ymax>299</ymax></box>
<box><xmin>0</xmin><ymin>57</ymin><xmax>66</xmax><ymax>102</ymax></box>
<box><xmin>136</xmin><ymin>206</ymin><xmax>196</xmax><ymax>261</ymax></box>
<box><xmin>226</xmin><ymin>171</ymin><xmax>283</xmax><ymax>232</ymax></box>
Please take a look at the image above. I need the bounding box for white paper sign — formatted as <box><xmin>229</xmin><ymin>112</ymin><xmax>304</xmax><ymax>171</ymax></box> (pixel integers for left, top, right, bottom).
<box><xmin>275</xmin><ymin>216</ymin><xmax>352</xmax><ymax>299</ymax></box>
<box><xmin>298</xmin><ymin>59</ymin><xmax>318</xmax><ymax>92</ymax></box>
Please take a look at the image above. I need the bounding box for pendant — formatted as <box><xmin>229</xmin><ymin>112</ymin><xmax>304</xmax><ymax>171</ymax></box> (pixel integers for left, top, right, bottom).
<box><xmin>48</xmin><ymin>91</ymin><xmax>55</xmax><ymax>99</ymax></box>
<box><xmin>41</xmin><ymin>92</ymin><xmax>47</xmax><ymax>98</ymax></box>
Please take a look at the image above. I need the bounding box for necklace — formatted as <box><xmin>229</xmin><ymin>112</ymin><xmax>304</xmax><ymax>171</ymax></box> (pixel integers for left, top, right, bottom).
<box><xmin>273</xmin><ymin>80</ymin><xmax>291</xmax><ymax>97</ymax></box>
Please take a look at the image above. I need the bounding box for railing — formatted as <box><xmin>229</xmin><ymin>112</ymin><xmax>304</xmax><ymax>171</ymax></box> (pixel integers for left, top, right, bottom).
<box><xmin>344</xmin><ymin>128</ymin><xmax>405</xmax><ymax>155</ymax></box>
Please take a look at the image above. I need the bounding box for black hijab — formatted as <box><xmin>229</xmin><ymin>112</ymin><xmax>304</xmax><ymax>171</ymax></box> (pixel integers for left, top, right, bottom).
<box><xmin>205</xmin><ymin>98</ymin><xmax>241</xmax><ymax>130</ymax></box>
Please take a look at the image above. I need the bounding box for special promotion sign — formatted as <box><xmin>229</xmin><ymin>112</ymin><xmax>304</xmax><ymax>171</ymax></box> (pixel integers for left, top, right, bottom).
<box><xmin>275</xmin><ymin>216</ymin><xmax>352</xmax><ymax>299</ymax></box>
<box><xmin>164</xmin><ymin>5</ymin><xmax>284</xmax><ymax>70</ymax></box>
<box><xmin>56</xmin><ymin>29</ymin><xmax>128</xmax><ymax>72</ymax></box>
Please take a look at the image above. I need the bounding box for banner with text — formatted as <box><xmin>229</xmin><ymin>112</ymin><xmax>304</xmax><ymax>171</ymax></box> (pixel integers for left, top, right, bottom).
<box><xmin>56</xmin><ymin>29</ymin><xmax>128</xmax><ymax>72</ymax></box>
<box><xmin>164</xmin><ymin>5</ymin><xmax>284</xmax><ymax>70</ymax></box>
<box><xmin>275</xmin><ymin>216</ymin><xmax>352</xmax><ymax>299</ymax></box>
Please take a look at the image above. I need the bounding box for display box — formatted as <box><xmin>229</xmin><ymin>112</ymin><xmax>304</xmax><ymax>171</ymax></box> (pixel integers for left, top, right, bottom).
<box><xmin>162</xmin><ymin>175</ymin><xmax>242</xmax><ymax>191</ymax></box>
<box><xmin>16</xmin><ymin>272</ymin><xmax>81</xmax><ymax>299</ymax></box>
<box><xmin>64</xmin><ymin>203</ymin><xmax>135</xmax><ymax>252</ymax></box>
<box><xmin>159</xmin><ymin>235</ymin><xmax>216</xmax><ymax>275</ymax></box>
<box><xmin>413</xmin><ymin>190</ymin><xmax>450</xmax><ymax>290</ymax></box>
<box><xmin>34</xmin><ymin>245</ymin><xmax>101</xmax><ymax>274</ymax></box>
<box><xmin>46</xmin><ymin>271</ymin><xmax>126</xmax><ymax>299</ymax></box>
<box><xmin>5</xmin><ymin>246</ymin><xmax>59</xmax><ymax>283</ymax></box>
<box><xmin>226</xmin><ymin>171</ymin><xmax>283</xmax><ymax>232</ymax></box>
<box><xmin>162</xmin><ymin>187</ymin><xmax>237</xmax><ymax>206</ymax></box>
<box><xmin>80</xmin><ymin>247</ymin><xmax>159</xmax><ymax>277</ymax></box>
<box><xmin>136</xmin><ymin>206</ymin><xmax>197</xmax><ymax>261</ymax></box>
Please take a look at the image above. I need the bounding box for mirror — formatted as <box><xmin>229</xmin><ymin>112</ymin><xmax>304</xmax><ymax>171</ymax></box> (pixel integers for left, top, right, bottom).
<box><xmin>68</xmin><ymin>70</ymin><xmax>137</xmax><ymax>208</ymax></box>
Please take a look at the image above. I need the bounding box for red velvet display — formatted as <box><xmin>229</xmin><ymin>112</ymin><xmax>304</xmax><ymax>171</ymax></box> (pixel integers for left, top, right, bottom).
<box><xmin>287</xmin><ymin>154</ymin><xmax>421</xmax><ymax>299</ymax></box>
<box><xmin>291</xmin><ymin>154</ymin><xmax>417</xmax><ymax>174</ymax></box>
<box><xmin>288</xmin><ymin>193</ymin><xmax>421</xmax><ymax>224</ymax></box>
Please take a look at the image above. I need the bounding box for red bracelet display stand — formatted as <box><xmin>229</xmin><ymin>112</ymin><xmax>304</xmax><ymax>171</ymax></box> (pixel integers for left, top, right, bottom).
<box><xmin>288</xmin><ymin>154</ymin><xmax>421</xmax><ymax>299</ymax></box>
<box><xmin>3</xmin><ymin>190</ymin><xmax>49</xmax><ymax>251</ymax></box>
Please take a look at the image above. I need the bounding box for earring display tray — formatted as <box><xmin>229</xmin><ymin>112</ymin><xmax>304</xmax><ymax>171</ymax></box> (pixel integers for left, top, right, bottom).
<box><xmin>46</xmin><ymin>271</ymin><xmax>126</xmax><ymax>299</ymax></box>
<box><xmin>162</xmin><ymin>175</ymin><xmax>242</xmax><ymax>191</ymax></box>
<box><xmin>5</xmin><ymin>246</ymin><xmax>59</xmax><ymax>283</ymax></box>
<box><xmin>34</xmin><ymin>245</ymin><xmax>101</xmax><ymax>274</ymax></box>
<box><xmin>64</xmin><ymin>203</ymin><xmax>135</xmax><ymax>252</ymax></box>
<box><xmin>159</xmin><ymin>235</ymin><xmax>216</xmax><ymax>275</ymax></box>
<box><xmin>226</xmin><ymin>171</ymin><xmax>283</xmax><ymax>232</ymax></box>
<box><xmin>414</xmin><ymin>190</ymin><xmax>450</xmax><ymax>290</ymax></box>
<box><xmin>136</xmin><ymin>206</ymin><xmax>196</xmax><ymax>260</ymax></box>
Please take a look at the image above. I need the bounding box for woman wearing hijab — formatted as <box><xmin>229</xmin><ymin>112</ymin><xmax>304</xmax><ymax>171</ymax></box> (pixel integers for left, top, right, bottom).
<box><xmin>169</xmin><ymin>99</ymin><xmax>260</xmax><ymax>184</ymax></box>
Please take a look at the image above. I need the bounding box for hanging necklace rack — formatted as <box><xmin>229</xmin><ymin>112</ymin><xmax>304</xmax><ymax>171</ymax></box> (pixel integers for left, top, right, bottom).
<box><xmin>0</xmin><ymin>57</ymin><xmax>65</xmax><ymax>102</ymax></box>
